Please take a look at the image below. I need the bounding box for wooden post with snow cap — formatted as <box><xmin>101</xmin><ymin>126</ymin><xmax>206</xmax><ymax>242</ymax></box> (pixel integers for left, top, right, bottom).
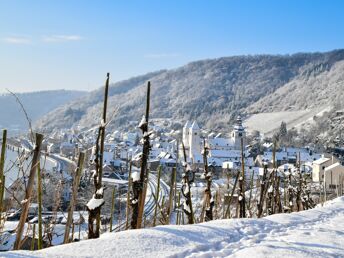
<box><xmin>87</xmin><ymin>73</ymin><xmax>109</xmax><ymax>239</ymax></box>
<box><xmin>131</xmin><ymin>81</ymin><xmax>151</xmax><ymax>229</ymax></box>
<box><xmin>14</xmin><ymin>133</ymin><xmax>43</xmax><ymax>250</ymax></box>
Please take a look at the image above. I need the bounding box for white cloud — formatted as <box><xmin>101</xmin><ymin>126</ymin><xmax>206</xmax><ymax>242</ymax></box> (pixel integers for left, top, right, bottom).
<box><xmin>42</xmin><ymin>35</ymin><xmax>83</xmax><ymax>43</ymax></box>
<box><xmin>144</xmin><ymin>53</ymin><xmax>181</xmax><ymax>59</ymax></box>
<box><xmin>3</xmin><ymin>36</ymin><xmax>32</xmax><ymax>44</ymax></box>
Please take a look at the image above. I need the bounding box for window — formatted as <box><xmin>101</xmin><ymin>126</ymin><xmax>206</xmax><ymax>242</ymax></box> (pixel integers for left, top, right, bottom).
<box><xmin>329</xmin><ymin>184</ymin><xmax>337</xmax><ymax>189</ymax></box>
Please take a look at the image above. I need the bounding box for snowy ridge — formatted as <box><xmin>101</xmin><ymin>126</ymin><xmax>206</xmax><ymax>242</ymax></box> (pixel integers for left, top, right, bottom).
<box><xmin>4</xmin><ymin>197</ymin><xmax>344</xmax><ymax>258</ymax></box>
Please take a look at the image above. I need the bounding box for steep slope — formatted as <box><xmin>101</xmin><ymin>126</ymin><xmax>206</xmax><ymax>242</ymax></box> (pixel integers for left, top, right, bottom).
<box><xmin>244</xmin><ymin>51</ymin><xmax>344</xmax><ymax>135</ymax></box>
<box><xmin>0</xmin><ymin>90</ymin><xmax>86</xmax><ymax>132</ymax></box>
<box><xmin>246</xmin><ymin>56</ymin><xmax>344</xmax><ymax>113</ymax></box>
<box><xmin>36</xmin><ymin>50</ymin><xmax>344</xmax><ymax>132</ymax></box>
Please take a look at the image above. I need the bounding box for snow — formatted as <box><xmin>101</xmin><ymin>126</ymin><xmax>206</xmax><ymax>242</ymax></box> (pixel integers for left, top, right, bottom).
<box><xmin>138</xmin><ymin>115</ymin><xmax>147</xmax><ymax>128</ymax></box>
<box><xmin>183</xmin><ymin>183</ymin><xmax>190</xmax><ymax>195</ymax></box>
<box><xmin>86</xmin><ymin>195</ymin><xmax>105</xmax><ymax>210</ymax></box>
<box><xmin>91</xmin><ymin>146</ymin><xmax>97</xmax><ymax>156</ymax></box>
<box><xmin>100</xmin><ymin>119</ymin><xmax>106</xmax><ymax>127</ymax></box>
<box><xmin>131</xmin><ymin>171</ymin><xmax>140</xmax><ymax>182</ymax></box>
<box><xmin>20</xmin><ymin>199</ymin><xmax>28</xmax><ymax>204</ymax></box>
<box><xmin>244</xmin><ymin>107</ymin><xmax>330</xmax><ymax>136</ymax></box>
<box><xmin>183</xmin><ymin>201</ymin><xmax>191</xmax><ymax>213</ymax></box>
<box><xmin>4</xmin><ymin>197</ymin><xmax>344</xmax><ymax>258</ymax></box>
<box><xmin>96</xmin><ymin>187</ymin><xmax>104</xmax><ymax>196</ymax></box>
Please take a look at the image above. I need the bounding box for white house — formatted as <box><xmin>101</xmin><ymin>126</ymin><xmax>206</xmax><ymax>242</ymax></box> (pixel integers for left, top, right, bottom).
<box><xmin>312</xmin><ymin>156</ymin><xmax>335</xmax><ymax>182</ymax></box>
<box><xmin>323</xmin><ymin>162</ymin><xmax>344</xmax><ymax>192</ymax></box>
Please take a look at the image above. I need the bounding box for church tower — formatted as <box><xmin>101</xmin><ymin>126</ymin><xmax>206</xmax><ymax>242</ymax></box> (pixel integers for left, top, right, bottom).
<box><xmin>232</xmin><ymin>115</ymin><xmax>246</xmax><ymax>149</ymax></box>
<box><xmin>182</xmin><ymin>121</ymin><xmax>191</xmax><ymax>148</ymax></box>
<box><xmin>189</xmin><ymin>121</ymin><xmax>201</xmax><ymax>159</ymax></box>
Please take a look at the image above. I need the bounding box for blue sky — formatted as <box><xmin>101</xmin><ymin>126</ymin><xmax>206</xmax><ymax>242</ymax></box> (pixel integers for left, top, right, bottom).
<box><xmin>1</xmin><ymin>0</ymin><xmax>343</xmax><ymax>92</ymax></box>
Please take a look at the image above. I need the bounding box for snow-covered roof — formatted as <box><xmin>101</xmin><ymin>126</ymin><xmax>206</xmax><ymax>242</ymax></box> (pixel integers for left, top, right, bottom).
<box><xmin>313</xmin><ymin>157</ymin><xmax>330</xmax><ymax>165</ymax></box>
<box><xmin>263</xmin><ymin>142</ymin><xmax>273</xmax><ymax>148</ymax></box>
<box><xmin>324</xmin><ymin>162</ymin><xmax>343</xmax><ymax>172</ymax></box>
<box><xmin>190</xmin><ymin>121</ymin><xmax>200</xmax><ymax>130</ymax></box>
<box><xmin>183</xmin><ymin>121</ymin><xmax>191</xmax><ymax>128</ymax></box>
<box><xmin>209</xmin><ymin>149</ymin><xmax>241</xmax><ymax>158</ymax></box>
<box><xmin>263</xmin><ymin>151</ymin><xmax>288</xmax><ymax>161</ymax></box>
<box><xmin>208</xmin><ymin>137</ymin><xmax>234</xmax><ymax>147</ymax></box>
<box><xmin>208</xmin><ymin>132</ymin><xmax>216</xmax><ymax>138</ymax></box>
<box><xmin>207</xmin><ymin>157</ymin><xmax>223</xmax><ymax>167</ymax></box>
<box><xmin>160</xmin><ymin>158</ymin><xmax>176</xmax><ymax>164</ymax></box>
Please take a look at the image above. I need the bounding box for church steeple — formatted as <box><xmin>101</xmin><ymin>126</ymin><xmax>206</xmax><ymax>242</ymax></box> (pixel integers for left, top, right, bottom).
<box><xmin>183</xmin><ymin>121</ymin><xmax>191</xmax><ymax>148</ymax></box>
<box><xmin>232</xmin><ymin>115</ymin><xmax>246</xmax><ymax>149</ymax></box>
<box><xmin>189</xmin><ymin>121</ymin><xmax>201</xmax><ymax>160</ymax></box>
<box><xmin>234</xmin><ymin>115</ymin><xmax>244</xmax><ymax>132</ymax></box>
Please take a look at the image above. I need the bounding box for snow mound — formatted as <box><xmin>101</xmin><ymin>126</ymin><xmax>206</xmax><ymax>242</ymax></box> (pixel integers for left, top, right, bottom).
<box><xmin>5</xmin><ymin>197</ymin><xmax>344</xmax><ymax>258</ymax></box>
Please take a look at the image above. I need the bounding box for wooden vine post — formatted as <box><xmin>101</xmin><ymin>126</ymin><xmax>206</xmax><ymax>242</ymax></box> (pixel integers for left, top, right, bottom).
<box><xmin>14</xmin><ymin>133</ymin><xmax>43</xmax><ymax>250</ymax></box>
<box><xmin>37</xmin><ymin>161</ymin><xmax>43</xmax><ymax>249</ymax></box>
<box><xmin>239</xmin><ymin>137</ymin><xmax>246</xmax><ymax>218</ymax></box>
<box><xmin>131</xmin><ymin>81</ymin><xmax>151</xmax><ymax>229</ymax></box>
<box><xmin>258</xmin><ymin>164</ymin><xmax>268</xmax><ymax>218</ymax></box>
<box><xmin>125</xmin><ymin>161</ymin><xmax>132</xmax><ymax>230</ymax></box>
<box><xmin>167</xmin><ymin>166</ymin><xmax>176</xmax><ymax>224</ymax></box>
<box><xmin>202</xmin><ymin>139</ymin><xmax>213</xmax><ymax>222</ymax></box>
<box><xmin>64</xmin><ymin>152</ymin><xmax>85</xmax><ymax>243</ymax></box>
<box><xmin>0</xmin><ymin>129</ymin><xmax>7</xmax><ymax>219</ymax></box>
<box><xmin>109</xmin><ymin>186</ymin><xmax>116</xmax><ymax>232</ymax></box>
<box><xmin>87</xmin><ymin>73</ymin><xmax>109</xmax><ymax>239</ymax></box>
<box><xmin>181</xmin><ymin>142</ymin><xmax>194</xmax><ymax>224</ymax></box>
<box><xmin>224</xmin><ymin>170</ymin><xmax>240</xmax><ymax>218</ymax></box>
<box><xmin>153</xmin><ymin>166</ymin><xmax>161</xmax><ymax>226</ymax></box>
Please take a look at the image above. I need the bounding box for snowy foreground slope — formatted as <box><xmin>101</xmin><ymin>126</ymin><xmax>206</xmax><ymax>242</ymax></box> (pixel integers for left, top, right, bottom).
<box><xmin>3</xmin><ymin>197</ymin><xmax>344</xmax><ymax>258</ymax></box>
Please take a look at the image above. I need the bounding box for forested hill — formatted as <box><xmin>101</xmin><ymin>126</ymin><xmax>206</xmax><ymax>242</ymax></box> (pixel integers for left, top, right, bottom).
<box><xmin>35</xmin><ymin>49</ymin><xmax>344</xmax><ymax>132</ymax></box>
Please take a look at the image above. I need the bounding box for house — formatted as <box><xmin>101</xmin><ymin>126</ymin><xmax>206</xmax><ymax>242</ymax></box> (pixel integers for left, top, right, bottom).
<box><xmin>323</xmin><ymin>162</ymin><xmax>344</xmax><ymax>192</ymax></box>
<box><xmin>312</xmin><ymin>156</ymin><xmax>338</xmax><ymax>182</ymax></box>
<box><xmin>256</xmin><ymin>147</ymin><xmax>322</xmax><ymax>168</ymax></box>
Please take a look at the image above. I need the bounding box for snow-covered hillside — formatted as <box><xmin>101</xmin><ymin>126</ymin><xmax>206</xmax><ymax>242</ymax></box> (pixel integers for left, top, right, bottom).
<box><xmin>4</xmin><ymin>197</ymin><xmax>344</xmax><ymax>258</ymax></box>
<box><xmin>244</xmin><ymin>106</ymin><xmax>331</xmax><ymax>136</ymax></box>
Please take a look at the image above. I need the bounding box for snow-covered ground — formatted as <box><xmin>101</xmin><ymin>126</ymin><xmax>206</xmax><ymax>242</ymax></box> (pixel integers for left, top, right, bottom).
<box><xmin>3</xmin><ymin>197</ymin><xmax>344</xmax><ymax>258</ymax></box>
<box><xmin>244</xmin><ymin>106</ymin><xmax>331</xmax><ymax>136</ymax></box>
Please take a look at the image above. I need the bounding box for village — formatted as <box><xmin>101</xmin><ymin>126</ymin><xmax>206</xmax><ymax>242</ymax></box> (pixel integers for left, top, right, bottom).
<box><xmin>38</xmin><ymin>113</ymin><xmax>344</xmax><ymax>202</ymax></box>
<box><xmin>1</xmin><ymin>86</ymin><xmax>344</xmax><ymax>252</ymax></box>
